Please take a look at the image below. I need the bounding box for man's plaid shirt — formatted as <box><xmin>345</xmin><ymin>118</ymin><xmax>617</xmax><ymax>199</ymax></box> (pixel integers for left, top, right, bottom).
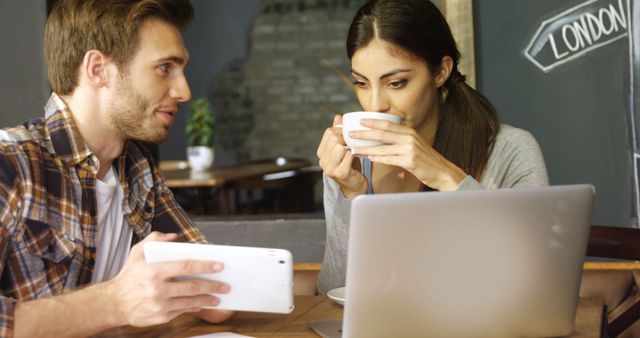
<box><xmin>0</xmin><ymin>93</ymin><xmax>206</xmax><ymax>336</ymax></box>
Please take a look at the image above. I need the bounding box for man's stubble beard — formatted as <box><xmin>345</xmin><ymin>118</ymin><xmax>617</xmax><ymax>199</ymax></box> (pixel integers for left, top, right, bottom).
<box><xmin>108</xmin><ymin>74</ymin><xmax>169</xmax><ymax>144</ymax></box>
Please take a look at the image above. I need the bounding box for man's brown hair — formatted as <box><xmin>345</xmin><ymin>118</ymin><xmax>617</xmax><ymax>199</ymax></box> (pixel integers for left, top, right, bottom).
<box><xmin>44</xmin><ymin>0</ymin><xmax>194</xmax><ymax>95</ymax></box>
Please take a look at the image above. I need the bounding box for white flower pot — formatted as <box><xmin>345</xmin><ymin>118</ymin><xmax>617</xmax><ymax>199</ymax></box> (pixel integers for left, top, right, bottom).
<box><xmin>187</xmin><ymin>146</ymin><xmax>214</xmax><ymax>171</ymax></box>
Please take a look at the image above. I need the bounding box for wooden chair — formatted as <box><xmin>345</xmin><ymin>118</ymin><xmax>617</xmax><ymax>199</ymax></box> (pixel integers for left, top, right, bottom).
<box><xmin>581</xmin><ymin>225</ymin><xmax>640</xmax><ymax>337</ymax></box>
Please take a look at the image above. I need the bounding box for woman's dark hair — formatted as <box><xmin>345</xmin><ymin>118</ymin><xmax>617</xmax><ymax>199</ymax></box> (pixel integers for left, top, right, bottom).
<box><xmin>347</xmin><ymin>0</ymin><xmax>500</xmax><ymax>180</ymax></box>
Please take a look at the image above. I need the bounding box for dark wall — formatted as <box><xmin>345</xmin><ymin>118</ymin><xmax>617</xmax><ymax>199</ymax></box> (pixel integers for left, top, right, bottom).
<box><xmin>159</xmin><ymin>0</ymin><xmax>262</xmax><ymax>163</ymax></box>
<box><xmin>0</xmin><ymin>1</ymin><xmax>49</xmax><ymax>128</ymax></box>
<box><xmin>475</xmin><ymin>0</ymin><xmax>632</xmax><ymax>226</ymax></box>
<box><xmin>208</xmin><ymin>0</ymin><xmax>365</xmax><ymax>166</ymax></box>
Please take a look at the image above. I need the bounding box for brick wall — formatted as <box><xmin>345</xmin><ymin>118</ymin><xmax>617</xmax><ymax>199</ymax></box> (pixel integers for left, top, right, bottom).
<box><xmin>210</xmin><ymin>0</ymin><xmax>366</xmax><ymax>164</ymax></box>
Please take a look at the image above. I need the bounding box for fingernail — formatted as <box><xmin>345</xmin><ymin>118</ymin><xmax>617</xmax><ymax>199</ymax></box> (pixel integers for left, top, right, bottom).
<box><xmin>211</xmin><ymin>297</ymin><xmax>220</xmax><ymax>306</ymax></box>
<box><xmin>212</xmin><ymin>262</ymin><xmax>223</xmax><ymax>272</ymax></box>
<box><xmin>219</xmin><ymin>284</ymin><xmax>230</xmax><ymax>293</ymax></box>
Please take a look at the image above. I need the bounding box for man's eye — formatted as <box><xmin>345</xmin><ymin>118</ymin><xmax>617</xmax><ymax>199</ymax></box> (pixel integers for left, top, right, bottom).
<box><xmin>158</xmin><ymin>64</ymin><xmax>171</xmax><ymax>73</ymax></box>
<box><xmin>388</xmin><ymin>80</ymin><xmax>407</xmax><ymax>89</ymax></box>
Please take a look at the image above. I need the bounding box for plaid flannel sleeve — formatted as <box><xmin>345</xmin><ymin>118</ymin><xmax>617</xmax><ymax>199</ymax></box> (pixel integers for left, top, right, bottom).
<box><xmin>0</xmin><ymin>151</ymin><xmax>22</xmax><ymax>337</ymax></box>
<box><xmin>151</xmin><ymin>172</ymin><xmax>207</xmax><ymax>244</ymax></box>
<box><xmin>0</xmin><ymin>296</ymin><xmax>17</xmax><ymax>338</ymax></box>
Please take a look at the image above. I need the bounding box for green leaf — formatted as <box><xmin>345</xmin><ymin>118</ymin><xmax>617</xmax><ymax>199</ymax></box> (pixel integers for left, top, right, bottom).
<box><xmin>185</xmin><ymin>97</ymin><xmax>215</xmax><ymax>145</ymax></box>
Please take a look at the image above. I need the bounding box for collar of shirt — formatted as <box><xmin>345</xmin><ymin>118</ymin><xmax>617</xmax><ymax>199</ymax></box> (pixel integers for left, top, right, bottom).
<box><xmin>44</xmin><ymin>93</ymin><xmax>98</xmax><ymax>174</ymax></box>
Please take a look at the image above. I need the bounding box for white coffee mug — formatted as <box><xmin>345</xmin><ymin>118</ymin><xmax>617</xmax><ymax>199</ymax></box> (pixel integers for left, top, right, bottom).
<box><xmin>341</xmin><ymin>111</ymin><xmax>402</xmax><ymax>149</ymax></box>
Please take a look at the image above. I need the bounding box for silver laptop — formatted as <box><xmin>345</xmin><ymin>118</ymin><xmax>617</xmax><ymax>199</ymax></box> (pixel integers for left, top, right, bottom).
<box><xmin>310</xmin><ymin>184</ymin><xmax>594</xmax><ymax>337</ymax></box>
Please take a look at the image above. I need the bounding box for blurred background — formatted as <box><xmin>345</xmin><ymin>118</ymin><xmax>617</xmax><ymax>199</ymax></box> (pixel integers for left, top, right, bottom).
<box><xmin>0</xmin><ymin>0</ymin><xmax>636</xmax><ymax>228</ymax></box>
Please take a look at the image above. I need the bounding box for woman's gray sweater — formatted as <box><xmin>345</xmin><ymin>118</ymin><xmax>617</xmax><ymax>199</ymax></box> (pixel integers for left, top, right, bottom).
<box><xmin>317</xmin><ymin>124</ymin><xmax>549</xmax><ymax>294</ymax></box>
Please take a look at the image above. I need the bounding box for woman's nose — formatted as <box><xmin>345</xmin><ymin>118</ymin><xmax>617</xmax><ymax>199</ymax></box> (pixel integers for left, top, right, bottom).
<box><xmin>367</xmin><ymin>88</ymin><xmax>390</xmax><ymax>112</ymax></box>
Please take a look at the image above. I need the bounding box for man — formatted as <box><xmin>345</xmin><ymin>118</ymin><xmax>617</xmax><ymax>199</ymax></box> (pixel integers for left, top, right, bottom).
<box><xmin>0</xmin><ymin>1</ymin><xmax>234</xmax><ymax>336</ymax></box>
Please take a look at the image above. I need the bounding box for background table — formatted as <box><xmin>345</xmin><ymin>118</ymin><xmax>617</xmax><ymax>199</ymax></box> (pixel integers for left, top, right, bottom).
<box><xmin>161</xmin><ymin>159</ymin><xmax>311</xmax><ymax>189</ymax></box>
<box><xmin>160</xmin><ymin>159</ymin><xmax>315</xmax><ymax>214</ymax></box>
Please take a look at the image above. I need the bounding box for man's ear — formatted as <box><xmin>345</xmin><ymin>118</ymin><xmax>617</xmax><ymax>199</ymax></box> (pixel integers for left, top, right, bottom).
<box><xmin>81</xmin><ymin>49</ymin><xmax>110</xmax><ymax>88</ymax></box>
<box><xmin>434</xmin><ymin>56</ymin><xmax>454</xmax><ymax>88</ymax></box>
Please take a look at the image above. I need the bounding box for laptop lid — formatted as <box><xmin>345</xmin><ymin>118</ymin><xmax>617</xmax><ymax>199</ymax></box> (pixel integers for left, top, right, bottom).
<box><xmin>342</xmin><ymin>184</ymin><xmax>595</xmax><ymax>337</ymax></box>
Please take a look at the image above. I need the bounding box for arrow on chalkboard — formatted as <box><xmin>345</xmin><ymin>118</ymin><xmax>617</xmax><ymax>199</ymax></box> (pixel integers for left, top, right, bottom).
<box><xmin>524</xmin><ymin>0</ymin><xmax>629</xmax><ymax>73</ymax></box>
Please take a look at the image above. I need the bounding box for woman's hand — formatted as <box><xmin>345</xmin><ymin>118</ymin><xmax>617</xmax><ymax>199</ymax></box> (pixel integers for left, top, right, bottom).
<box><xmin>350</xmin><ymin>118</ymin><xmax>467</xmax><ymax>191</ymax></box>
<box><xmin>317</xmin><ymin>115</ymin><xmax>368</xmax><ymax>198</ymax></box>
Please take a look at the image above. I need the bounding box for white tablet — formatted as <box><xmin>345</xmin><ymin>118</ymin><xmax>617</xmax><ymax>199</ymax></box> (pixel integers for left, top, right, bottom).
<box><xmin>143</xmin><ymin>241</ymin><xmax>294</xmax><ymax>314</ymax></box>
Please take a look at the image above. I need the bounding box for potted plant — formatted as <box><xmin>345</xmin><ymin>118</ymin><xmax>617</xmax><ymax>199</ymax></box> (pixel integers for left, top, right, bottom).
<box><xmin>185</xmin><ymin>97</ymin><xmax>215</xmax><ymax>171</ymax></box>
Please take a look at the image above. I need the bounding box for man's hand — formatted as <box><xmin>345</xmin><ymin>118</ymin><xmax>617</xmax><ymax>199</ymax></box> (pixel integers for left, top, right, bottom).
<box><xmin>13</xmin><ymin>232</ymin><xmax>234</xmax><ymax>338</ymax></box>
<box><xmin>104</xmin><ymin>232</ymin><xmax>231</xmax><ymax>327</ymax></box>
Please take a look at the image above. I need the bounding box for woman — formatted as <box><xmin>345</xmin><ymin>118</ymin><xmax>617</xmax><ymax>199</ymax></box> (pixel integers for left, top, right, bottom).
<box><xmin>316</xmin><ymin>0</ymin><xmax>548</xmax><ymax>294</ymax></box>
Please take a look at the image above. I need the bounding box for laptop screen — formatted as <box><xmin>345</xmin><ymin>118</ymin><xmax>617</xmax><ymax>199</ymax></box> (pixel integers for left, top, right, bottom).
<box><xmin>342</xmin><ymin>185</ymin><xmax>594</xmax><ymax>337</ymax></box>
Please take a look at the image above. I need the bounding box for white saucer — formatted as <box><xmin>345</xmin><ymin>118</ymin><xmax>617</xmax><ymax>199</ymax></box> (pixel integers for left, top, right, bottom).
<box><xmin>327</xmin><ymin>287</ymin><xmax>345</xmax><ymax>306</ymax></box>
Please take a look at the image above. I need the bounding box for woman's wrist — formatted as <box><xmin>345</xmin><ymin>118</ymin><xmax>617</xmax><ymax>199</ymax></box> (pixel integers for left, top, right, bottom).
<box><xmin>341</xmin><ymin>183</ymin><xmax>368</xmax><ymax>199</ymax></box>
<box><xmin>435</xmin><ymin>166</ymin><xmax>467</xmax><ymax>192</ymax></box>
<box><xmin>337</xmin><ymin>171</ymin><xmax>368</xmax><ymax>199</ymax></box>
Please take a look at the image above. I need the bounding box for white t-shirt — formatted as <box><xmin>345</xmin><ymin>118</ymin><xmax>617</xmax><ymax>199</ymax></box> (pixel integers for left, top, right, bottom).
<box><xmin>91</xmin><ymin>167</ymin><xmax>133</xmax><ymax>283</ymax></box>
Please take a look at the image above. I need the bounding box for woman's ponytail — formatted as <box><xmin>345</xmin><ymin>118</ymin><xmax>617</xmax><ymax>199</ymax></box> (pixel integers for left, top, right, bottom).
<box><xmin>434</xmin><ymin>68</ymin><xmax>500</xmax><ymax>179</ymax></box>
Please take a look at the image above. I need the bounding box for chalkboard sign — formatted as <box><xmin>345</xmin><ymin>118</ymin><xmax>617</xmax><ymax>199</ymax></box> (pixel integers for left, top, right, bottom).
<box><xmin>476</xmin><ymin>0</ymin><xmax>635</xmax><ymax>226</ymax></box>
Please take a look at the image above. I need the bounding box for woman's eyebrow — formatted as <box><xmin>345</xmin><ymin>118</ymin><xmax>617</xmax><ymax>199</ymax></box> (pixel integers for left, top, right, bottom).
<box><xmin>351</xmin><ymin>69</ymin><xmax>368</xmax><ymax>80</ymax></box>
<box><xmin>351</xmin><ymin>68</ymin><xmax>412</xmax><ymax>80</ymax></box>
<box><xmin>379</xmin><ymin>69</ymin><xmax>412</xmax><ymax>79</ymax></box>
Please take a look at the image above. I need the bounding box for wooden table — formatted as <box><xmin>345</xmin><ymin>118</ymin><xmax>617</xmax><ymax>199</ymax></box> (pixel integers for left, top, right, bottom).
<box><xmin>161</xmin><ymin>159</ymin><xmax>311</xmax><ymax>189</ymax></box>
<box><xmin>96</xmin><ymin>295</ymin><xmax>605</xmax><ymax>337</ymax></box>
<box><xmin>583</xmin><ymin>261</ymin><xmax>640</xmax><ymax>270</ymax></box>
